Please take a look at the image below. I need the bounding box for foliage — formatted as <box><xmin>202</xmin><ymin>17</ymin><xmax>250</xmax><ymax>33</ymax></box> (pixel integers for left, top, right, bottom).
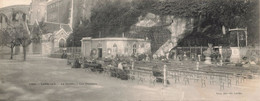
<box><xmin>156</xmin><ymin>0</ymin><xmax>259</xmax><ymax>45</ymax></box>
<box><xmin>68</xmin><ymin>0</ymin><xmax>259</xmax><ymax>46</ymax></box>
<box><xmin>67</xmin><ymin>0</ymin><xmax>154</xmax><ymax>46</ymax></box>
<box><xmin>16</xmin><ymin>28</ymin><xmax>31</xmax><ymax>47</ymax></box>
<box><xmin>0</xmin><ymin>10</ymin><xmax>32</xmax><ymax>60</ymax></box>
<box><xmin>66</xmin><ymin>20</ymin><xmax>91</xmax><ymax>47</ymax></box>
<box><xmin>0</xmin><ymin>29</ymin><xmax>18</xmax><ymax>48</ymax></box>
<box><xmin>89</xmin><ymin>0</ymin><xmax>153</xmax><ymax>37</ymax></box>
<box><xmin>149</xmin><ymin>0</ymin><xmax>206</xmax><ymax>17</ymax></box>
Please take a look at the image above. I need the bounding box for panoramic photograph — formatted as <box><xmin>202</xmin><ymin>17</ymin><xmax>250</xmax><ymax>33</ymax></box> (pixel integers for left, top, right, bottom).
<box><xmin>0</xmin><ymin>0</ymin><xmax>259</xmax><ymax>100</ymax></box>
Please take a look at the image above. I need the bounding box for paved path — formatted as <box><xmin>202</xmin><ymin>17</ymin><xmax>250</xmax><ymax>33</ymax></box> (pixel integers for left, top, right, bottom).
<box><xmin>0</xmin><ymin>55</ymin><xmax>260</xmax><ymax>101</ymax></box>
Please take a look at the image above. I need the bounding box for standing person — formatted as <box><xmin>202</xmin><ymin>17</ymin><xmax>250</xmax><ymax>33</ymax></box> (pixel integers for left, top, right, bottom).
<box><xmin>118</xmin><ymin>62</ymin><xmax>123</xmax><ymax>70</ymax></box>
<box><xmin>132</xmin><ymin>60</ymin><xmax>135</xmax><ymax>70</ymax></box>
<box><xmin>72</xmin><ymin>58</ymin><xmax>81</xmax><ymax>68</ymax></box>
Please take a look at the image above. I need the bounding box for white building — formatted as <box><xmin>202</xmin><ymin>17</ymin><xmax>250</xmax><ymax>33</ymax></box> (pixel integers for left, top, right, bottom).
<box><xmin>81</xmin><ymin>37</ymin><xmax>151</xmax><ymax>58</ymax></box>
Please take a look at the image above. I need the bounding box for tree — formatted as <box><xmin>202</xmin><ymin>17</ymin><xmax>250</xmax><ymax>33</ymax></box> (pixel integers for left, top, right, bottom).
<box><xmin>8</xmin><ymin>9</ymin><xmax>31</xmax><ymax>61</ymax></box>
<box><xmin>151</xmin><ymin>0</ymin><xmax>259</xmax><ymax>45</ymax></box>
<box><xmin>0</xmin><ymin>23</ymin><xmax>31</xmax><ymax>61</ymax></box>
<box><xmin>0</xmin><ymin>13</ymin><xmax>21</xmax><ymax>59</ymax></box>
<box><xmin>67</xmin><ymin>0</ymin><xmax>155</xmax><ymax>46</ymax></box>
<box><xmin>16</xmin><ymin>27</ymin><xmax>31</xmax><ymax>61</ymax></box>
<box><xmin>68</xmin><ymin>0</ymin><xmax>259</xmax><ymax>47</ymax></box>
<box><xmin>0</xmin><ymin>29</ymin><xmax>20</xmax><ymax>59</ymax></box>
<box><xmin>66</xmin><ymin>19</ymin><xmax>91</xmax><ymax>47</ymax></box>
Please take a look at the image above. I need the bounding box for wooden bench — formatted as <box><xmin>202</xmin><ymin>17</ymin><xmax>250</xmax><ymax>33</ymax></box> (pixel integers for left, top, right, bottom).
<box><xmin>102</xmin><ymin>67</ymin><xmax>111</xmax><ymax>76</ymax></box>
<box><xmin>128</xmin><ymin>70</ymin><xmax>136</xmax><ymax>80</ymax></box>
<box><xmin>167</xmin><ymin>70</ymin><xmax>180</xmax><ymax>83</ymax></box>
<box><xmin>128</xmin><ymin>69</ymin><xmax>156</xmax><ymax>85</ymax></box>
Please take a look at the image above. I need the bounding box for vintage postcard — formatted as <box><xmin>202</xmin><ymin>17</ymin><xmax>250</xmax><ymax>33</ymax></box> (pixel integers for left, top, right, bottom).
<box><xmin>0</xmin><ymin>0</ymin><xmax>259</xmax><ymax>101</ymax></box>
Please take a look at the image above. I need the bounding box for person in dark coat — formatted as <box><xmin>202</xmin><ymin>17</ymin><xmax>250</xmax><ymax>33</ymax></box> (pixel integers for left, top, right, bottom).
<box><xmin>72</xmin><ymin>58</ymin><xmax>81</xmax><ymax>68</ymax></box>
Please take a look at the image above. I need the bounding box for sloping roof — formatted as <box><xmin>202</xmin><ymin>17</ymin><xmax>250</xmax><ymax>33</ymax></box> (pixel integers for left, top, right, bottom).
<box><xmin>41</xmin><ymin>22</ymin><xmax>72</xmax><ymax>34</ymax></box>
<box><xmin>61</xmin><ymin>24</ymin><xmax>72</xmax><ymax>32</ymax></box>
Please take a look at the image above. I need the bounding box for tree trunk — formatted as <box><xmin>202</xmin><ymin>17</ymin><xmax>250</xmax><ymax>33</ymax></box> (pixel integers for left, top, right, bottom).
<box><xmin>10</xmin><ymin>46</ymin><xmax>14</xmax><ymax>60</ymax></box>
<box><xmin>23</xmin><ymin>46</ymin><xmax>26</xmax><ymax>61</ymax></box>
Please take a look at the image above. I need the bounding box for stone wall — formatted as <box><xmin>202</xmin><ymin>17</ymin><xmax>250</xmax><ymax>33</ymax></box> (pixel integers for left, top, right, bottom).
<box><xmin>30</xmin><ymin>0</ymin><xmax>47</xmax><ymax>24</ymax></box>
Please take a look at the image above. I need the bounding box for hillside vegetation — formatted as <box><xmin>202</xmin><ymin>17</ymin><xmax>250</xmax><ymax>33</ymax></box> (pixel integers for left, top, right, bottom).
<box><xmin>67</xmin><ymin>0</ymin><xmax>259</xmax><ymax>47</ymax></box>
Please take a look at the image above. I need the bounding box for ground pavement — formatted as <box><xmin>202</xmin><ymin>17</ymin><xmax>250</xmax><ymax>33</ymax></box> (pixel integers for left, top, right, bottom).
<box><xmin>0</xmin><ymin>55</ymin><xmax>260</xmax><ymax>101</ymax></box>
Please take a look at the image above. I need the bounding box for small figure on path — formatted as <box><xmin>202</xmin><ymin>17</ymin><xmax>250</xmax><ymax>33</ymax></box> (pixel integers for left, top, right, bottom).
<box><xmin>72</xmin><ymin>58</ymin><xmax>81</xmax><ymax>68</ymax></box>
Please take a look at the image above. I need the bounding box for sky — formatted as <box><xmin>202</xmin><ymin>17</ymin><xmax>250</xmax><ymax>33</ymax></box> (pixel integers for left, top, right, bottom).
<box><xmin>0</xmin><ymin>0</ymin><xmax>32</xmax><ymax>8</ymax></box>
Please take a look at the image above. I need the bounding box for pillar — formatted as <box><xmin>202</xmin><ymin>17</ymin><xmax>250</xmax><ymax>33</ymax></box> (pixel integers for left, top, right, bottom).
<box><xmin>163</xmin><ymin>65</ymin><xmax>167</xmax><ymax>87</ymax></box>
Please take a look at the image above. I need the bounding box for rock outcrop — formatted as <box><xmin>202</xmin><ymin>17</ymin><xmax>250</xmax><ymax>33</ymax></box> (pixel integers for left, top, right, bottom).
<box><xmin>129</xmin><ymin>13</ymin><xmax>194</xmax><ymax>57</ymax></box>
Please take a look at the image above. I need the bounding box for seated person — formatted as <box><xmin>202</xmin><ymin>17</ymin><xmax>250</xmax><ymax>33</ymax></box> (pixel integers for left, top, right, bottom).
<box><xmin>152</xmin><ymin>65</ymin><xmax>163</xmax><ymax>77</ymax></box>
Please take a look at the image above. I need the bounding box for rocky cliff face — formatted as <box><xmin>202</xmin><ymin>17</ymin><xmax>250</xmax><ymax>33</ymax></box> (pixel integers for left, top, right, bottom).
<box><xmin>129</xmin><ymin>13</ymin><xmax>194</xmax><ymax>57</ymax></box>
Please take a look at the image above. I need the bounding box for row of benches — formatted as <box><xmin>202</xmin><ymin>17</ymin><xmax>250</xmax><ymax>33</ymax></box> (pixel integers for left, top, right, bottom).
<box><xmin>84</xmin><ymin>64</ymin><xmax>249</xmax><ymax>90</ymax></box>
<box><xmin>167</xmin><ymin>68</ymin><xmax>248</xmax><ymax>90</ymax></box>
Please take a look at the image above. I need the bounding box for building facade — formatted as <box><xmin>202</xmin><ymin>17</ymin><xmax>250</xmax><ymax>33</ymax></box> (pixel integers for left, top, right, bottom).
<box><xmin>81</xmin><ymin>37</ymin><xmax>151</xmax><ymax>58</ymax></box>
<box><xmin>29</xmin><ymin>0</ymin><xmax>47</xmax><ymax>25</ymax></box>
<box><xmin>46</xmin><ymin>0</ymin><xmax>99</xmax><ymax>28</ymax></box>
<box><xmin>47</xmin><ymin>0</ymin><xmax>71</xmax><ymax>25</ymax></box>
<box><xmin>40</xmin><ymin>22</ymin><xmax>72</xmax><ymax>55</ymax></box>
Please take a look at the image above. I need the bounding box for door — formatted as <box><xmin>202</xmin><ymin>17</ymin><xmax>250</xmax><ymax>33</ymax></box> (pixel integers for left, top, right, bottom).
<box><xmin>98</xmin><ymin>48</ymin><xmax>102</xmax><ymax>58</ymax></box>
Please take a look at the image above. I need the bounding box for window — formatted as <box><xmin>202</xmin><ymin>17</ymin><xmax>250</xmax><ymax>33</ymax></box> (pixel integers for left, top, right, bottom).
<box><xmin>133</xmin><ymin>44</ymin><xmax>137</xmax><ymax>54</ymax></box>
<box><xmin>113</xmin><ymin>44</ymin><xmax>118</xmax><ymax>53</ymax></box>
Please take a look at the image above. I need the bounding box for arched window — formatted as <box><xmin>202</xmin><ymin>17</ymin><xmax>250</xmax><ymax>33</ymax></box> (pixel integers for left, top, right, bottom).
<box><xmin>113</xmin><ymin>44</ymin><xmax>118</xmax><ymax>53</ymax></box>
<box><xmin>59</xmin><ymin>39</ymin><xmax>66</xmax><ymax>48</ymax></box>
<box><xmin>133</xmin><ymin>44</ymin><xmax>137</xmax><ymax>54</ymax></box>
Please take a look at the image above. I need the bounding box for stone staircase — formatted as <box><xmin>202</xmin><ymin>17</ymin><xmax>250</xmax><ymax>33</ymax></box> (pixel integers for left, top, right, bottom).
<box><xmin>154</xmin><ymin>17</ymin><xmax>194</xmax><ymax>57</ymax></box>
<box><xmin>128</xmin><ymin>13</ymin><xmax>194</xmax><ymax>57</ymax></box>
